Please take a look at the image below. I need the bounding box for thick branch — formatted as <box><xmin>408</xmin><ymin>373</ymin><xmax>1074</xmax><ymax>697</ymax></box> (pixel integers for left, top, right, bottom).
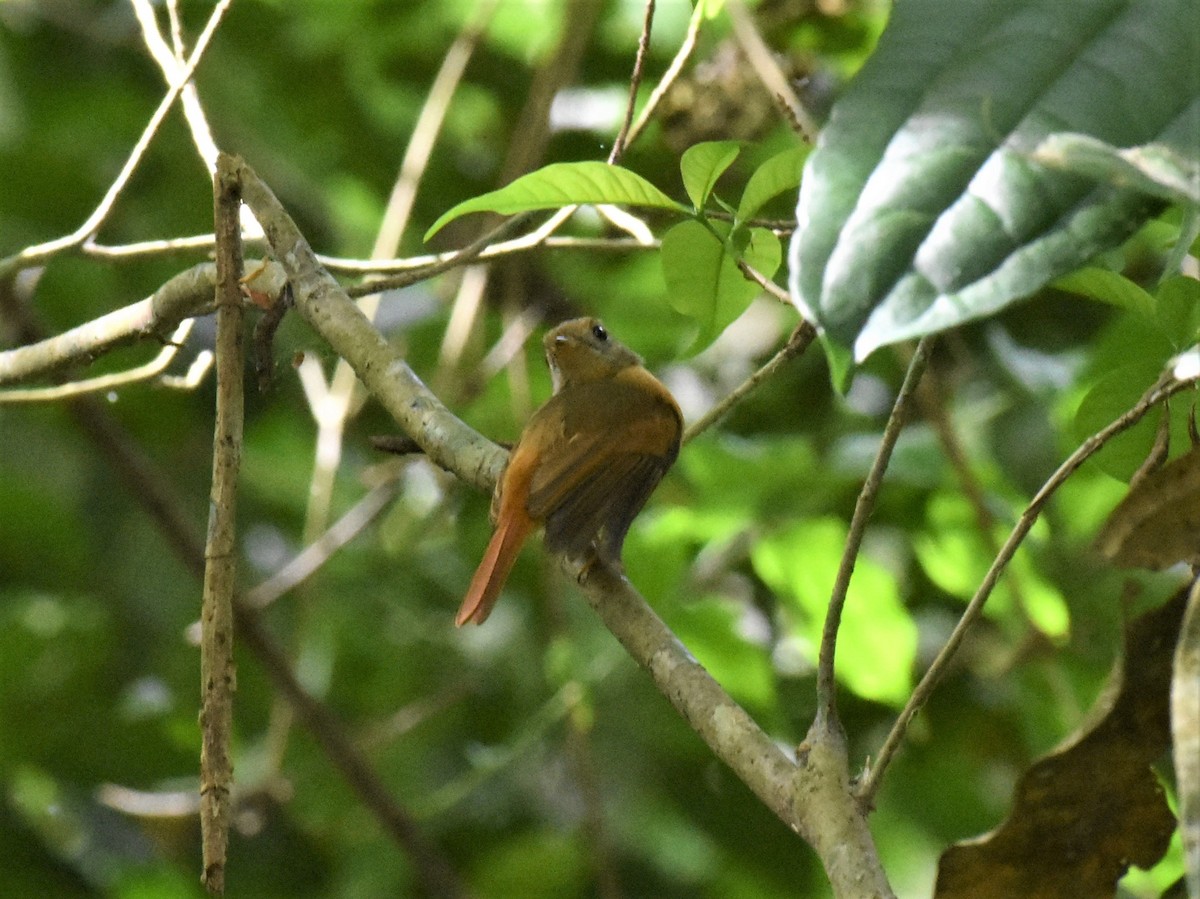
<box><xmin>578</xmin><ymin>563</ymin><xmax>895</xmax><ymax>897</ymax></box>
<box><xmin>231</xmin><ymin>154</ymin><xmax>502</xmax><ymax>492</ymax></box>
<box><xmin>0</xmin><ymin>262</ymin><xmax>222</xmax><ymax>386</ymax></box>
<box><xmin>578</xmin><ymin>564</ymin><xmax>802</xmax><ymax>831</ymax></box>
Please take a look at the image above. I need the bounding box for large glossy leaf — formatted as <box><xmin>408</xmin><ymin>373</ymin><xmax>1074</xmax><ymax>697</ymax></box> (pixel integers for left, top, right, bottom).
<box><xmin>790</xmin><ymin>0</ymin><xmax>1200</xmax><ymax>365</ymax></box>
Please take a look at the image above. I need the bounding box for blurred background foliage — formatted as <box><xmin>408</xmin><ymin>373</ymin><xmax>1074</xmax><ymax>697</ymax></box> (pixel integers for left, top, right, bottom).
<box><xmin>0</xmin><ymin>0</ymin><xmax>1189</xmax><ymax>896</ymax></box>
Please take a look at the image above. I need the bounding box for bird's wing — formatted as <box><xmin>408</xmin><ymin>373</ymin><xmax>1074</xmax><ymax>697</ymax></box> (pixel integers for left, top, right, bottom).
<box><xmin>522</xmin><ymin>379</ymin><xmax>680</xmax><ymax>559</ymax></box>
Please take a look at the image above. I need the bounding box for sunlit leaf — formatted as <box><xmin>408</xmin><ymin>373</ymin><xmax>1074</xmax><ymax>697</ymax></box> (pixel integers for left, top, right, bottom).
<box><xmin>736</xmin><ymin>145</ymin><xmax>808</xmax><ymax>222</ymax></box>
<box><xmin>662</xmin><ymin>220</ymin><xmax>781</xmax><ymax>350</ymax></box>
<box><xmin>680</xmin><ymin>141</ymin><xmax>741</xmax><ymax>210</ymax></box>
<box><xmin>752</xmin><ymin>518</ymin><xmax>915</xmax><ymax>705</ymax></box>
<box><xmin>1052</xmin><ymin>267</ymin><xmax>1156</xmax><ymax>319</ymax></box>
<box><xmin>425</xmin><ymin>162</ymin><xmax>685</xmax><ymax>239</ymax></box>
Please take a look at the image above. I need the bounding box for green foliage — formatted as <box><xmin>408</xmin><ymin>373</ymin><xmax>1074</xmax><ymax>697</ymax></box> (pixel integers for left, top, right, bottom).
<box><xmin>661</xmin><ymin>219</ymin><xmax>781</xmax><ymax>350</ymax></box>
<box><xmin>423</xmin><ymin>161</ymin><xmax>686</xmax><ymax>240</ymax></box>
<box><xmin>429</xmin><ymin>139</ymin><xmax>802</xmax><ymax>352</ymax></box>
<box><xmin>791</xmin><ymin>0</ymin><xmax>1200</xmax><ymax>365</ymax></box>
<box><xmin>1</xmin><ymin>0</ymin><xmax>1194</xmax><ymax>897</ymax></box>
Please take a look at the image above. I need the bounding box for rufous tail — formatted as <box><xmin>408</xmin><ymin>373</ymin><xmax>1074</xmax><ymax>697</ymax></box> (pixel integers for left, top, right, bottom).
<box><xmin>456</xmin><ymin>514</ymin><xmax>533</xmax><ymax>626</ymax></box>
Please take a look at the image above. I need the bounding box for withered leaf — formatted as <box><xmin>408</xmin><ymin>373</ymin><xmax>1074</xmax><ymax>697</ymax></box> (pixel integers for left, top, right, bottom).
<box><xmin>935</xmin><ymin>586</ymin><xmax>1187</xmax><ymax>899</ymax></box>
<box><xmin>1096</xmin><ymin>447</ymin><xmax>1200</xmax><ymax>569</ymax></box>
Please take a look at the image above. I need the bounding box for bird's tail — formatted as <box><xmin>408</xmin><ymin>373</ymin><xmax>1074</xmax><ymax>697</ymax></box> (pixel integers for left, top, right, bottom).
<box><xmin>455</xmin><ymin>515</ymin><xmax>532</xmax><ymax>626</ymax></box>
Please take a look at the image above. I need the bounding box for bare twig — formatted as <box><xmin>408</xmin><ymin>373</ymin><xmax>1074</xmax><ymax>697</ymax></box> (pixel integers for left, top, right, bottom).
<box><xmin>579</xmin><ymin>563</ymin><xmax>799</xmax><ymax>829</ymax></box>
<box><xmin>308</xmin><ymin>2</ymin><xmax>495</xmax><ymax>552</ymax></box>
<box><xmin>737</xmin><ymin>258</ymin><xmax>792</xmax><ymax>304</ymax></box>
<box><xmin>609</xmin><ymin>0</ymin><xmax>656</xmax><ymax>164</ymax></box>
<box><xmin>817</xmin><ymin>337</ymin><xmax>932</xmax><ymax>725</ymax></box>
<box><xmin>577</xmin><ymin>561</ymin><xmax>896</xmax><ymax>897</ymax></box>
<box><xmin>37</xmin><ymin>230</ymin><xmax>472</xmax><ymax>899</ymax></box>
<box><xmin>244</xmin><ymin>477</ymin><xmax>402</xmax><ymax>609</ymax></box>
<box><xmin>199</xmin><ymin>155</ymin><xmax>244</xmax><ymax>895</ymax></box>
<box><xmin>726</xmin><ymin>0</ymin><xmax>817</xmax><ymax>143</ymax></box>
<box><xmin>859</xmin><ymin>370</ymin><xmax>1197</xmax><ymax>805</ymax></box>
<box><xmin>130</xmin><ymin>0</ymin><xmax>220</xmax><ymax>171</ymax></box>
<box><xmin>232</xmin><ymin>155</ymin><xmax>503</xmax><ymax>491</ymax></box>
<box><xmin>0</xmin><ymin>262</ymin><xmax>220</xmax><ymax>388</ymax></box>
<box><xmin>373</xmin><ymin>0</ymin><xmax>499</xmax><ymax>260</ymax></box>
<box><xmin>0</xmin><ymin>0</ymin><xmax>233</xmax><ymax>278</ymax></box>
<box><xmin>0</xmin><ymin>319</ymin><xmax>200</xmax><ymax>402</ymax></box>
<box><xmin>625</xmin><ymin>0</ymin><xmax>706</xmax><ymax>149</ymax></box>
<box><xmin>83</xmin><ymin>233</ymin><xmax>222</xmax><ymax>259</ymax></box>
<box><xmin>324</xmin><ymin>235</ymin><xmax>653</xmax><ymax>276</ymax></box>
<box><xmin>683</xmin><ymin>320</ymin><xmax>816</xmax><ymax>443</ymax></box>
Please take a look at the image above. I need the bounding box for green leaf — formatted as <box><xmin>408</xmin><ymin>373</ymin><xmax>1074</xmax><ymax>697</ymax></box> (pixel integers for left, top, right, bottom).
<box><xmin>1032</xmin><ymin>133</ymin><xmax>1200</xmax><ymax>205</ymax></box>
<box><xmin>736</xmin><ymin>145</ymin><xmax>808</xmax><ymax>222</ymax></box>
<box><xmin>662</xmin><ymin>220</ymin><xmax>781</xmax><ymax>350</ymax></box>
<box><xmin>1052</xmin><ymin>267</ymin><xmax>1156</xmax><ymax>318</ymax></box>
<box><xmin>680</xmin><ymin>141</ymin><xmax>742</xmax><ymax>210</ymax></box>
<box><xmin>790</xmin><ymin>0</ymin><xmax>1200</xmax><ymax>363</ymax></box>
<box><xmin>1155</xmin><ymin>275</ymin><xmax>1200</xmax><ymax>350</ymax></box>
<box><xmin>424</xmin><ymin>161</ymin><xmax>686</xmax><ymax>240</ymax></box>
<box><xmin>752</xmin><ymin>518</ymin><xmax>916</xmax><ymax>706</ymax></box>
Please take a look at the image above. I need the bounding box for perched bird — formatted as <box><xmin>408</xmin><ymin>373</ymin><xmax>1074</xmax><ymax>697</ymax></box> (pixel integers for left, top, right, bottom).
<box><xmin>457</xmin><ymin>317</ymin><xmax>682</xmax><ymax>626</ymax></box>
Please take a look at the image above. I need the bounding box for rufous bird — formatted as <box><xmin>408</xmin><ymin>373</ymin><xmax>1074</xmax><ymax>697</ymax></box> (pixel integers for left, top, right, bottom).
<box><xmin>456</xmin><ymin>317</ymin><xmax>682</xmax><ymax>626</ymax></box>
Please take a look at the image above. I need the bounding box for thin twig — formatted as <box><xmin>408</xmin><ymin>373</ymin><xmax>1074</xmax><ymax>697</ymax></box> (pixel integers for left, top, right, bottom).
<box><xmin>0</xmin><ymin>0</ymin><xmax>232</xmax><ymax>277</ymax></box>
<box><xmin>310</xmin><ymin>3</ymin><xmax>494</xmax><ymax>551</ymax></box>
<box><xmin>374</xmin><ymin>0</ymin><xmax>499</xmax><ymax>260</ymax></box>
<box><xmin>244</xmin><ymin>477</ymin><xmax>402</xmax><ymax>609</ymax></box>
<box><xmin>345</xmin><ymin>215</ymin><xmax>532</xmax><ymax>297</ymax></box>
<box><xmin>46</xmin><ymin>296</ymin><xmax>471</xmax><ymax>898</ymax></box>
<box><xmin>726</xmin><ymin>0</ymin><xmax>818</xmax><ymax>143</ymax></box>
<box><xmin>609</xmin><ymin>0</ymin><xmax>655</xmax><ymax>164</ymax></box>
<box><xmin>200</xmin><ymin>155</ymin><xmax>244</xmax><ymax>895</ymax></box>
<box><xmin>130</xmin><ymin>0</ymin><xmax>263</xmax><ymax>239</ymax></box>
<box><xmin>82</xmin><ymin>233</ymin><xmax>221</xmax><ymax>258</ymax></box>
<box><xmin>912</xmin><ymin>349</ymin><xmax>1034</xmax><ymax>627</ymax></box>
<box><xmin>625</xmin><ymin>0</ymin><xmax>705</xmax><ymax>149</ymax></box>
<box><xmin>130</xmin><ymin>0</ymin><xmax>221</xmax><ymax>171</ymax></box>
<box><xmin>737</xmin><ymin>258</ymin><xmax>793</xmax><ymax>304</ymax></box>
<box><xmin>816</xmin><ymin>337</ymin><xmax>933</xmax><ymax>726</ymax></box>
<box><xmin>683</xmin><ymin>320</ymin><xmax>816</xmax><ymax>444</ymax></box>
<box><xmin>858</xmin><ymin>370</ymin><xmax>1196</xmax><ymax>806</ymax></box>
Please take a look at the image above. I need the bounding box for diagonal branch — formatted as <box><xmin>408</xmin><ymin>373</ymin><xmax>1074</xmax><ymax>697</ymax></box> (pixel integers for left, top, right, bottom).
<box><xmin>0</xmin><ymin>0</ymin><xmax>233</xmax><ymax>278</ymax></box>
<box><xmin>859</xmin><ymin>370</ymin><xmax>1197</xmax><ymax>806</ymax></box>
<box><xmin>231</xmin><ymin>151</ymin><xmax>894</xmax><ymax>899</ymax></box>
<box><xmin>233</xmin><ymin>155</ymin><xmax>503</xmax><ymax>491</ymax></box>
<box><xmin>817</xmin><ymin>338</ymin><xmax>932</xmax><ymax>725</ymax></box>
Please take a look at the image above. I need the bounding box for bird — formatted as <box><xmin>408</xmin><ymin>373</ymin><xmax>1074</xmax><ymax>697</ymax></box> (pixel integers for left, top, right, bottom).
<box><xmin>456</xmin><ymin>317</ymin><xmax>682</xmax><ymax>626</ymax></box>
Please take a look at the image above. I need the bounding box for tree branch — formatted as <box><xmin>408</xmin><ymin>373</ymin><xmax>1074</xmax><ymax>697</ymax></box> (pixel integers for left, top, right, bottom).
<box><xmin>199</xmin><ymin>156</ymin><xmax>244</xmax><ymax>895</ymax></box>
<box><xmin>859</xmin><ymin>370</ymin><xmax>1197</xmax><ymax>805</ymax></box>
<box><xmin>227</xmin><ymin>153</ymin><xmax>896</xmax><ymax>898</ymax></box>
<box><xmin>232</xmin><ymin>155</ymin><xmax>504</xmax><ymax>492</ymax></box>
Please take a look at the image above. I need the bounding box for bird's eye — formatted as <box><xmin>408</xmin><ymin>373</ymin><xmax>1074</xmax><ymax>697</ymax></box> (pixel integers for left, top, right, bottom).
<box><xmin>591</xmin><ymin>323</ymin><xmax>608</xmax><ymax>342</ymax></box>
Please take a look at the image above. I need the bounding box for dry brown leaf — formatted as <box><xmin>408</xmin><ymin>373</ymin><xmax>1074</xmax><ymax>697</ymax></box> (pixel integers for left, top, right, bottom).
<box><xmin>934</xmin><ymin>586</ymin><xmax>1187</xmax><ymax>899</ymax></box>
<box><xmin>1096</xmin><ymin>447</ymin><xmax>1200</xmax><ymax>569</ymax></box>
